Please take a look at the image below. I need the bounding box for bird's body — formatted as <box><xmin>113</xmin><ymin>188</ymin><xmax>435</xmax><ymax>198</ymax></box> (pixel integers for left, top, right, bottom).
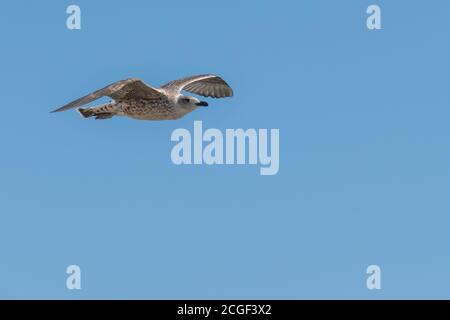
<box><xmin>85</xmin><ymin>96</ymin><xmax>178</xmax><ymax>121</ymax></box>
<box><xmin>51</xmin><ymin>74</ymin><xmax>233</xmax><ymax>121</ymax></box>
<box><xmin>116</xmin><ymin>98</ymin><xmax>177</xmax><ymax>120</ymax></box>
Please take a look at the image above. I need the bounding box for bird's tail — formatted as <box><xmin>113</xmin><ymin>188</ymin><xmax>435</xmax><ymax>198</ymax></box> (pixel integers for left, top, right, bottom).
<box><xmin>77</xmin><ymin>103</ymin><xmax>116</xmax><ymax>120</ymax></box>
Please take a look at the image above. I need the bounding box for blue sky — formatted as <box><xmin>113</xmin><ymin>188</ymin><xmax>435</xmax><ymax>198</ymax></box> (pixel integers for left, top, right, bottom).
<box><xmin>1</xmin><ymin>0</ymin><xmax>450</xmax><ymax>299</ymax></box>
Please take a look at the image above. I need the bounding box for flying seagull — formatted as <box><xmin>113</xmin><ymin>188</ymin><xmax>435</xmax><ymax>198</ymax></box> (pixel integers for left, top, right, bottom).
<box><xmin>51</xmin><ymin>74</ymin><xmax>233</xmax><ymax>120</ymax></box>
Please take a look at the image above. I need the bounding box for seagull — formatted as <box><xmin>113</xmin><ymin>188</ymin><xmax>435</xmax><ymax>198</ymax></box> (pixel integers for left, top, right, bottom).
<box><xmin>51</xmin><ymin>74</ymin><xmax>233</xmax><ymax>120</ymax></box>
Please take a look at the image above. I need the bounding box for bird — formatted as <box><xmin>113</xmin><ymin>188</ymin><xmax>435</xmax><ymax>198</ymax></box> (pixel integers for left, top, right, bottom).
<box><xmin>51</xmin><ymin>74</ymin><xmax>234</xmax><ymax>120</ymax></box>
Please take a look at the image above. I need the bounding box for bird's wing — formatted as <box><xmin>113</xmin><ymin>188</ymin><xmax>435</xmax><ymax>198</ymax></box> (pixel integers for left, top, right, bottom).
<box><xmin>161</xmin><ymin>74</ymin><xmax>233</xmax><ymax>98</ymax></box>
<box><xmin>51</xmin><ymin>78</ymin><xmax>165</xmax><ymax>113</ymax></box>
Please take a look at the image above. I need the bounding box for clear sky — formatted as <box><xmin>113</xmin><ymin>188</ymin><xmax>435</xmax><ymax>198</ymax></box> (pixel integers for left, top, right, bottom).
<box><xmin>1</xmin><ymin>0</ymin><xmax>450</xmax><ymax>299</ymax></box>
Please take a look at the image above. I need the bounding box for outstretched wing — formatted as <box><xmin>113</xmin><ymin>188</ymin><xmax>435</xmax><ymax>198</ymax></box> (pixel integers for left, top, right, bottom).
<box><xmin>51</xmin><ymin>78</ymin><xmax>165</xmax><ymax>113</ymax></box>
<box><xmin>161</xmin><ymin>74</ymin><xmax>233</xmax><ymax>98</ymax></box>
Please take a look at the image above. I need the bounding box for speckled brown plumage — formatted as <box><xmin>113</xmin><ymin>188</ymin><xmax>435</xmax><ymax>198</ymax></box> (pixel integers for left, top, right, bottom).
<box><xmin>51</xmin><ymin>75</ymin><xmax>233</xmax><ymax>121</ymax></box>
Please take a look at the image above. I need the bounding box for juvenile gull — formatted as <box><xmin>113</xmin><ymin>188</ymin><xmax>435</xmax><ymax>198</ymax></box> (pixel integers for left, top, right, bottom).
<box><xmin>51</xmin><ymin>74</ymin><xmax>233</xmax><ymax>120</ymax></box>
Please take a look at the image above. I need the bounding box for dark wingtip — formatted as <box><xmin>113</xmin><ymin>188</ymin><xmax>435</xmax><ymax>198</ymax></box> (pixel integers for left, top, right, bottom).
<box><xmin>50</xmin><ymin>107</ymin><xmax>64</xmax><ymax>113</ymax></box>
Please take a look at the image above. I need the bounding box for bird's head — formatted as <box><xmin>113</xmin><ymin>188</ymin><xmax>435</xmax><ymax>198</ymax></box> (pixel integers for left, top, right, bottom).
<box><xmin>178</xmin><ymin>96</ymin><xmax>208</xmax><ymax>109</ymax></box>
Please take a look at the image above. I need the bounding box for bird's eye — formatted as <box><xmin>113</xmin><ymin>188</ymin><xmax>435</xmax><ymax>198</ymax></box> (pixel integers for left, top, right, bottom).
<box><xmin>183</xmin><ymin>98</ymin><xmax>190</xmax><ymax>103</ymax></box>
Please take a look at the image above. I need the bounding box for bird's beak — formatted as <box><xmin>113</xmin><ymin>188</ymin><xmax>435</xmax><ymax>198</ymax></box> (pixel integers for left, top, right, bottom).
<box><xmin>196</xmin><ymin>101</ymin><xmax>208</xmax><ymax>107</ymax></box>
